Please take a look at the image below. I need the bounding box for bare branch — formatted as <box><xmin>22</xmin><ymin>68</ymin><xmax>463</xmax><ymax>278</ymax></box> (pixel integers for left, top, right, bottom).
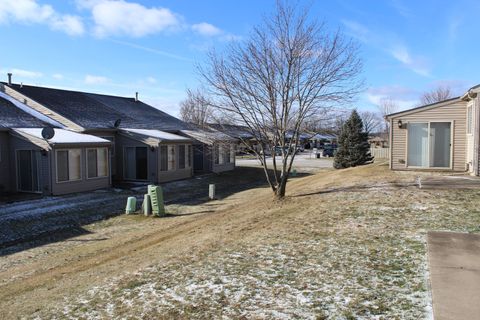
<box><xmin>198</xmin><ymin>0</ymin><xmax>363</xmax><ymax>198</ymax></box>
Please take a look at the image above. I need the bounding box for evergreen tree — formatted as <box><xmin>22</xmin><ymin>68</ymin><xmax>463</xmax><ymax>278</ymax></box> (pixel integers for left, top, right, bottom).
<box><xmin>334</xmin><ymin>110</ymin><xmax>374</xmax><ymax>169</ymax></box>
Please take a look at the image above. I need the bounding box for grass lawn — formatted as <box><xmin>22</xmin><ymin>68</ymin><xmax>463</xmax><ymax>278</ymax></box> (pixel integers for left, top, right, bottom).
<box><xmin>1</xmin><ymin>163</ymin><xmax>479</xmax><ymax>319</ymax></box>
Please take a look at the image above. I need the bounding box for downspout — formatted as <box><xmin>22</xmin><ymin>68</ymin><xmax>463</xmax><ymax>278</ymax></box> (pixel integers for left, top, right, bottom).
<box><xmin>49</xmin><ymin>147</ymin><xmax>54</xmax><ymax>195</ymax></box>
<box><xmin>389</xmin><ymin>118</ymin><xmax>393</xmax><ymax>169</ymax></box>
<box><xmin>473</xmin><ymin>98</ymin><xmax>480</xmax><ymax>175</ymax></box>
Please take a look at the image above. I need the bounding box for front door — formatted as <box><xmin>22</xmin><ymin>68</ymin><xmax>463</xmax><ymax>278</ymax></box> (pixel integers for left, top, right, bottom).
<box><xmin>17</xmin><ymin>150</ymin><xmax>41</xmax><ymax>193</ymax></box>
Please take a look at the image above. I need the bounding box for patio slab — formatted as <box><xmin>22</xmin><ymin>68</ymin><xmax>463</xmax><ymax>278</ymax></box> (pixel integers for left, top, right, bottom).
<box><xmin>427</xmin><ymin>231</ymin><xmax>480</xmax><ymax>320</ymax></box>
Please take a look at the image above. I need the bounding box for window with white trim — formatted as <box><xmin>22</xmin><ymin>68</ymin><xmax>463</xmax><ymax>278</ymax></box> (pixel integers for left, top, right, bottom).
<box><xmin>168</xmin><ymin>145</ymin><xmax>176</xmax><ymax>171</ymax></box>
<box><xmin>214</xmin><ymin>145</ymin><xmax>219</xmax><ymax>165</ymax></box>
<box><xmin>187</xmin><ymin>145</ymin><xmax>192</xmax><ymax>168</ymax></box>
<box><xmin>87</xmin><ymin>148</ymin><xmax>108</xmax><ymax>179</ymax></box>
<box><xmin>230</xmin><ymin>144</ymin><xmax>235</xmax><ymax>163</ymax></box>
<box><xmin>160</xmin><ymin>145</ymin><xmax>168</xmax><ymax>171</ymax></box>
<box><xmin>57</xmin><ymin>149</ymin><xmax>81</xmax><ymax>182</ymax></box>
<box><xmin>178</xmin><ymin>145</ymin><xmax>186</xmax><ymax>169</ymax></box>
<box><xmin>218</xmin><ymin>145</ymin><xmax>225</xmax><ymax>164</ymax></box>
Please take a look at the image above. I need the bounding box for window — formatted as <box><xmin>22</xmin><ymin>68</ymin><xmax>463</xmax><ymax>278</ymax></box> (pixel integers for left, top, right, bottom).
<box><xmin>57</xmin><ymin>149</ymin><xmax>81</xmax><ymax>182</ymax></box>
<box><xmin>224</xmin><ymin>145</ymin><xmax>230</xmax><ymax>164</ymax></box>
<box><xmin>124</xmin><ymin>147</ymin><xmax>148</xmax><ymax>180</ymax></box>
<box><xmin>100</xmin><ymin>136</ymin><xmax>115</xmax><ymax>155</ymax></box>
<box><xmin>187</xmin><ymin>145</ymin><xmax>192</xmax><ymax>168</ymax></box>
<box><xmin>218</xmin><ymin>145</ymin><xmax>225</xmax><ymax>164</ymax></box>
<box><xmin>214</xmin><ymin>145</ymin><xmax>219</xmax><ymax>165</ymax></box>
<box><xmin>160</xmin><ymin>145</ymin><xmax>168</xmax><ymax>171</ymax></box>
<box><xmin>87</xmin><ymin>148</ymin><xmax>108</xmax><ymax>179</ymax></box>
<box><xmin>467</xmin><ymin>104</ymin><xmax>473</xmax><ymax>134</ymax></box>
<box><xmin>178</xmin><ymin>145</ymin><xmax>186</xmax><ymax>169</ymax></box>
<box><xmin>168</xmin><ymin>145</ymin><xmax>176</xmax><ymax>170</ymax></box>
<box><xmin>230</xmin><ymin>145</ymin><xmax>235</xmax><ymax>163</ymax></box>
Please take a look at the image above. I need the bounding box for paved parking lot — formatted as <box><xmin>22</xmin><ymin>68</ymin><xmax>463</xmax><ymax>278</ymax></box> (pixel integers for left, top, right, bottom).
<box><xmin>236</xmin><ymin>152</ymin><xmax>334</xmax><ymax>172</ymax></box>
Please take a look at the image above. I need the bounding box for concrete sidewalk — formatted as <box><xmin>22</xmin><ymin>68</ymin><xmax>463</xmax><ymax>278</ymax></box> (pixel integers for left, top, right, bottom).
<box><xmin>427</xmin><ymin>231</ymin><xmax>480</xmax><ymax>320</ymax></box>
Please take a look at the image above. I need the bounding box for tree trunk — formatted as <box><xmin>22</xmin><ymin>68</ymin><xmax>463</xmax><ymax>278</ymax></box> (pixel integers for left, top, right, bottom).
<box><xmin>275</xmin><ymin>175</ymin><xmax>288</xmax><ymax>199</ymax></box>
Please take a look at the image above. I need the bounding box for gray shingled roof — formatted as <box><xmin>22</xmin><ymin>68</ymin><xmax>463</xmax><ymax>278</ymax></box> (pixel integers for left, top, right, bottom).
<box><xmin>207</xmin><ymin>123</ymin><xmax>254</xmax><ymax>139</ymax></box>
<box><xmin>0</xmin><ymin>96</ymin><xmax>46</xmax><ymax>128</ymax></box>
<box><xmin>3</xmin><ymin>83</ymin><xmax>188</xmax><ymax>131</ymax></box>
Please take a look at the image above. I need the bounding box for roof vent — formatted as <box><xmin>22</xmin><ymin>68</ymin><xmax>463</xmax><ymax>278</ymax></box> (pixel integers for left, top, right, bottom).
<box><xmin>7</xmin><ymin>73</ymin><xmax>12</xmax><ymax>85</ymax></box>
<box><xmin>135</xmin><ymin>92</ymin><xmax>139</xmax><ymax>102</ymax></box>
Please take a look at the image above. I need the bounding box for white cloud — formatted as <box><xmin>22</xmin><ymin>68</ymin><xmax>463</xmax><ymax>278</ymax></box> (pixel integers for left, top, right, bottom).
<box><xmin>0</xmin><ymin>0</ymin><xmax>84</xmax><ymax>36</ymax></box>
<box><xmin>85</xmin><ymin>75</ymin><xmax>109</xmax><ymax>84</ymax></box>
<box><xmin>50</xmin><ymin>14</ymin><xmax>85</xmax><ymax>36</ymax></box>
<box><xmin>146</xmin><ymin>77</ymin><xmax>156</xmax><ymax>84</ymax></box>
<box><xmin>389</xmin><ymin>0</ymin><xmax>413</xmax><ymax>18</ymax></box>
<box><xmin>80</xmin><ymin>0</ymin><xmax>182</xmax><ymax>38</ymax></box>
<box><xmin>341</xmin><ymin>19</ymin><xmax>369</xmax><ymax>42</ymax></box>
<box><xmin>192</xmin><ymin>22</ymin><xmax>222</xmax><ymax>37</ymax></box>
<box><xmin>8</xmin><ymin>68</ymin><xmax>43</xmax><ymax>79</ymax></box>
<box><xmin>342</xmin><ymin>19</ymin><xmax>431</xmax><ymax>77</ymax></box>
<box><xmin>389</xmin><ymin>45</ymin><xmax>430</xmax><ymax>77</ymax></box>
<box><xmin>366</xmin><ymin>85</ymin><xmax>420</xmax><ymax>109</ymax></box>
<box><xmin>52</xmin><ymin>73</ymin><xmax>64</xmax><ymax>80</ymax></box>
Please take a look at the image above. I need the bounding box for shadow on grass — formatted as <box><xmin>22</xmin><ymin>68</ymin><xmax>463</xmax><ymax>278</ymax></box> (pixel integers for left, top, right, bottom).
<box><xmin>0</xmin><ymin>166</ymin><xmax>311</xmax><ymax>257</ymax></box>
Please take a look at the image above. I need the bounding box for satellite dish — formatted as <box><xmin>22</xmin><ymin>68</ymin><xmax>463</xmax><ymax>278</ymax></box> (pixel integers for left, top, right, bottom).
<box><xmin>114</xmin><ymin>118</ymin><xmax>122</xmax><ymax>128</ymax></box>
<box><xmin>41</xmin><ymin>127</ymin><xmax>55</xmax><ymax>140</ymax></box>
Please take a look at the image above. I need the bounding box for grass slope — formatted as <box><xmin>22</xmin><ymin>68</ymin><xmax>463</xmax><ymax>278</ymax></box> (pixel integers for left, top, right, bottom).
<box><xmin>3</xmin><ymin>163</ymin><xmax>480</xmax><ymax>319</ymax></box>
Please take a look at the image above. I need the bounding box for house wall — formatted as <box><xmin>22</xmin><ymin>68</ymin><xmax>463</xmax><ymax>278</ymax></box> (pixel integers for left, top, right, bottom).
<box><xmin>84</xmin><ymin>130</ymin><xmax>117</xmax><ymax>177</ymax></box>
<box><xmin>115</xmin><ymin>134</ymin><xmax>158</xmax><ymax>183</ymax></box>
<box><xmin>50</xmin><ymin>143</ymin><xmax>110</xmax><ymax>195</ymax></box>
<box><xmin>157</xmin><ymin>143</ymin><xmax>193</xmax><ymax>183</ymax></box>
<box><xmin>0</xmin><ymin>132</ymin><xmax>11</xmax><ymax>193</ymax></box>
<box><xmin>390</xmin><ymin>100</ymin><xmax>467</xmax><ymax>172</ymax></box>
<box><xmin>212</xmin><ymin>143</ymin><xmax>236</xmax><ymax>173</ymax></box>
<box><xmin>8</xmin><ymin>135</ymin><xmax>51</xmax><ymax>195</ymax></box>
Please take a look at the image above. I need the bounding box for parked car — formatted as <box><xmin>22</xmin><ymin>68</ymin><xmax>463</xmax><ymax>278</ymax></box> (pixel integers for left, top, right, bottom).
<box><xmin>321</xmin><ymin>146</ymin><xmax>337</xmax><ymax>157</ymax></box>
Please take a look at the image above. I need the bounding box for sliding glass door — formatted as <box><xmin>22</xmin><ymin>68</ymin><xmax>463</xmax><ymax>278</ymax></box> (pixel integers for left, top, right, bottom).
<box><xmin>430</xmin><ymin>122</ymin><xmax>451</xmax><ymax>168</ymax></box>
<box><xmin>17</xmin><ymin>150</ymin><xmax>41</xmax><ymax>193</ymax></box>
<box><xmin>124</xmin><ymin>147</ymin><xmax>148</xmax><ymax>180</ymax></box>
<box><xmin>407</xmin><ymin>122</ymin><xmax>451</xmax><ymax>168</ymax></box>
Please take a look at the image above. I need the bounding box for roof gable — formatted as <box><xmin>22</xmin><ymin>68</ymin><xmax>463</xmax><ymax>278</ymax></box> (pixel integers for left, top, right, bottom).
<box><xmin>386</xmin><ymin>96</ymin><xmax>463</xmax><ymax>119</ymax></box>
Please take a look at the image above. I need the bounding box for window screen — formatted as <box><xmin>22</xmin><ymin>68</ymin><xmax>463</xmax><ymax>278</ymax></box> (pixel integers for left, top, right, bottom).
<box><xmin>160</xmin><ymin>145</ymin><xmax>168</xmax><ymax>171</ymax></box>
<box><xmin>178</xmin><ymin>145</ymin><xmax>185</xmax><ymax>169</ymax></box>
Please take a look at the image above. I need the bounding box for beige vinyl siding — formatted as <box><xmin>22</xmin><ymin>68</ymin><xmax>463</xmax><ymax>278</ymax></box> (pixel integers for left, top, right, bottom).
<box><xmin>390</xmin><ymin>100</ymin><xmax>467</xmax><ymax>172</ymax></box>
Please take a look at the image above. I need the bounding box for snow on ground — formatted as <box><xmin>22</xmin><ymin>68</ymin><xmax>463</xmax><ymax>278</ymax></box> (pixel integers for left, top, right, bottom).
<box><xmin>53</xmin><ymin>182</ymin><xmax>480</xmax><ymax>320</ymax></box>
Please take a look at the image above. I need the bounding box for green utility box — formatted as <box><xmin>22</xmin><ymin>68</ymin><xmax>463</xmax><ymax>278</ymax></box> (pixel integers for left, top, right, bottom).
<box><xmin>148</xmin><ymin>185</ymin><xmax>165</xmax><ymax>217</ymax></box>
<box><xmin>125</xmin><ymin>196</ymin><xmax>137</xmax><ymax>214</ymax></box>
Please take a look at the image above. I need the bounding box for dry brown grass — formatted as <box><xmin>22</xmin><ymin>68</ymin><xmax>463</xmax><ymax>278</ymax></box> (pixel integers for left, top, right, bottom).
<box><xmin>0</xmin><ymin>163</ymin><xmax>479</xmax><ymax>319</ymax></box>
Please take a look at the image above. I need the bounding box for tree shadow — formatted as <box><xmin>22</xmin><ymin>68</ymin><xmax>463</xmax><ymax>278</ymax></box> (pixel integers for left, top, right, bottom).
<box><xmin>0</xmin><ymin>166</ymin><xmax>312</xmax><ymax>257</ymax></box>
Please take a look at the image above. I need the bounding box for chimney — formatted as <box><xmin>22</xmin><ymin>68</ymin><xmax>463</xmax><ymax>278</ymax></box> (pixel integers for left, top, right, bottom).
<box><xmin>135</xmin><ymin>92</ymin><xmax>139</xmax><ymax>102</ymax></box>
<box><xmin>7</xmin><ymin>73</ymin><xmax>12</xmax><ymax>85</ymax></box>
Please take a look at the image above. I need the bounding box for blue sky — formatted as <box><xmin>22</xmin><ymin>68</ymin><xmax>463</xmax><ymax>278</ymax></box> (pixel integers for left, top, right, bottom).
<box><xmin>1</xmin><ymin>0</ymin><xmax>478</xmax><ymax>116</ymax></box>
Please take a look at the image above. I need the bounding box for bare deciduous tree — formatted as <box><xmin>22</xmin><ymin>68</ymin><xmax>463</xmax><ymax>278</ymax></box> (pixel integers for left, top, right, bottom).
<box><xmin>376</xmin><ymin>97</ymin><xmax>399</xmax><ymax>134</ymax></box>
<box><xmin>179</xmin><ymin>88</ymin><xmax>212</xmax><ymax>127</ymax></box>
<box><xmin>420</xmin><ymin>85</ymin><xmax>453</xmax><ymax>105</ymax></box>
<box><xmin>360</xmin><ymin>110</ymin><xmax>382</xmax><ymax>134</ymax></box>
<box><xmin>200</xmin><ymin>1</ymin><xmax>363</xmax><ymax>199</ymax></box>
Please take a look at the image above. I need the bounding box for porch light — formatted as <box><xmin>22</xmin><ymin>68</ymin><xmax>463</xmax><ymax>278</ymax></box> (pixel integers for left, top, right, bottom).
<box><xmin>397</xmin><ymin>120</ymin><xmax>403</xmax><ymax>129</ymax></box>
